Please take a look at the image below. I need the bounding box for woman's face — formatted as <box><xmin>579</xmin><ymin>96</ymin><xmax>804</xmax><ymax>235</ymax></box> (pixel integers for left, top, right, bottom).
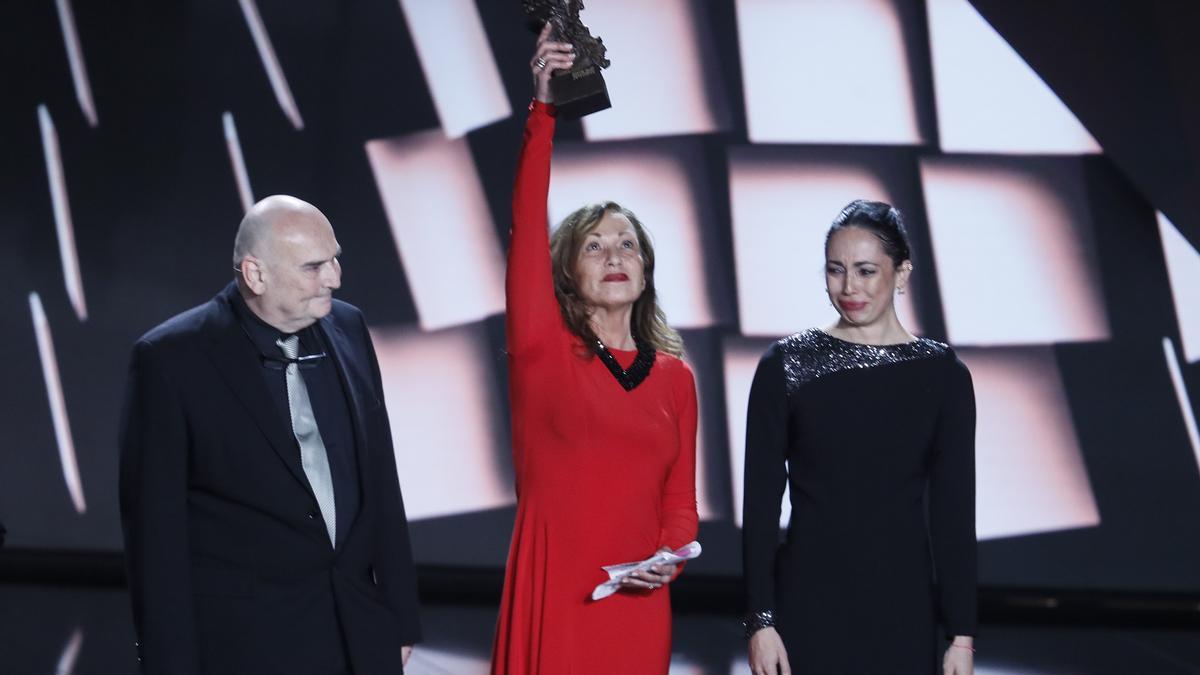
<box><xmin>573</xmin><ymin>211</ymin><xmax>646</xmax><ymax>313</ymax></box>
<box><xmin>824</xmin><ymin>226</ymin><xmax>909</xmax><ymax>328</ymax></box>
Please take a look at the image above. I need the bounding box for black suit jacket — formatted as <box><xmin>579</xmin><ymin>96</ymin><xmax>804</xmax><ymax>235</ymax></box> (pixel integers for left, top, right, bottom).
<box><xmin>119</xmin><ymin>283</ymin><xmax>420</xmax><ymax>675</ymax></box>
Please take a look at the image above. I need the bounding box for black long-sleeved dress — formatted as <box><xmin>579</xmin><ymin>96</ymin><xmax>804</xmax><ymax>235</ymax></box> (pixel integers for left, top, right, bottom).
<box><xmin>742</xmin><ymin>328</ymin><xmax>977</xmax><ymax>673</ymax></box>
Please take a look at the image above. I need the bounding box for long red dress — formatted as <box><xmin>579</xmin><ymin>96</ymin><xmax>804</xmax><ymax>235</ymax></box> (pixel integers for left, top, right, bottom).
<box><xmin>490</xmin><ymin>101</ymin><xmax>699</xmax><ymax>674</ymax></box>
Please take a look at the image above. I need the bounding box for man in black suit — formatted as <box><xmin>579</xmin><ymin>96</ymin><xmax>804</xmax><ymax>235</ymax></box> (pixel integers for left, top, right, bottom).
<box><xmin>119</xmin><ymin>195</ymin><xmax>420</xmax><ymax>674</ymax></box>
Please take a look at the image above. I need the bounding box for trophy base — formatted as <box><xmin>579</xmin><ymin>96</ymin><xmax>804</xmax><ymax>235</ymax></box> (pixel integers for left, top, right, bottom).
<box><xmin>550</xmin><ymin>65</ymin><xmax>611</xmax><ymax>119</ymax></box>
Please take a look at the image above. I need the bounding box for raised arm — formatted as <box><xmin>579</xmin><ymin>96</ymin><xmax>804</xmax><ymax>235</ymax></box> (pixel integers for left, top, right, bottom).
<box><xmin>506</xmin><ymin>27</ymin><xmax>575</xmax><ymax>357</ymax></box>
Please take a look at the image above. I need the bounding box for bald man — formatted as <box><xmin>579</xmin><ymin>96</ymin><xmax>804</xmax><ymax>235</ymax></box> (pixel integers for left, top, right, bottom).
<box><xmin>119</xmin><ymin>196</ymin><xmax>420</xmax><ymax>675</ymax></box>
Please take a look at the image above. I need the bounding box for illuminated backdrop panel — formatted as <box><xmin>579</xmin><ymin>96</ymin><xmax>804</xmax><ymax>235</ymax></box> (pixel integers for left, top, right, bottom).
<box><xmin>2</xmin><ymin>0</ymin><xmax>1199</xmax><ymax>595</ymax></box>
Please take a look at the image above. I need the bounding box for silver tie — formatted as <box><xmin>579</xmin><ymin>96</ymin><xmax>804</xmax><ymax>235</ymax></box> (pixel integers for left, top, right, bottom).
<box><xmin>277</xmin><ymin>335</ymin><xmax>336</xmax><ymax>546</ymax></box>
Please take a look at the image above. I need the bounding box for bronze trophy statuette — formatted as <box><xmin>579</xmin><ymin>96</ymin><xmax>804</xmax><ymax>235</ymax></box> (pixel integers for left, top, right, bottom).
<box><xmin>523</xmin><ymin>0</ymin><xmax>612</xmax><ymax>119</ymax></box>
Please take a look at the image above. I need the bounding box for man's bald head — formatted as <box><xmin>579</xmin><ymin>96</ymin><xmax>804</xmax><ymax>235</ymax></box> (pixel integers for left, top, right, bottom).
<box><xmin>233</xmin><ymin>195</ymin><xmax>330</xmax><ymax>268</ymax></box>
<box><xmin>233</xmin><ymin>195</ymin><xmax>343</xmax><ymax>333</ymax></box>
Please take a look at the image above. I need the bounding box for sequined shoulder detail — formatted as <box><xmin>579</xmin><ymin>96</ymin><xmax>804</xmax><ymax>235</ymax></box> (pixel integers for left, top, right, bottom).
<box><xmin>777</xmin><ymin>328</ymin><xmax>948</xmax><ymax>397</ymax></box>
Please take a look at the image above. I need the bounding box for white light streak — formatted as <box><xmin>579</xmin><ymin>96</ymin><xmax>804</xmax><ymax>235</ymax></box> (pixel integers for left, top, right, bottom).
<box><xmin>30</xmin><ymin>292</ymin><xmax>87</xmax><ymax>514</ymax></box>
<box><xmin>223</xmin><ymin>112</ymin><xmax>255</xmax><ymax>213</ymax></box>
<box><xmin>38</xmin><ymin>105</ymin><xmax>88</xmax><ymax>322</ymax></box>
<box><xmin>237</xmin><ymin>0</ymin><xmax>305</xmax><ymax>130</ymax></box>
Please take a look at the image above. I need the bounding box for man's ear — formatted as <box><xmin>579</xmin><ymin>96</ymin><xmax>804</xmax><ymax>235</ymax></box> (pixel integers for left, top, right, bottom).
<box><xmin>240</xmin><ymin>256</ymin><xmax>267</xmax><ymax>295</ymax></box>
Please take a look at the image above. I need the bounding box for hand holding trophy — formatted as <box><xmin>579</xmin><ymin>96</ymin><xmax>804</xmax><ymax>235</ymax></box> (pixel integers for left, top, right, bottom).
<box><xmin>524</xmin><ymin>0</ymin><xmax>612</xmax><ymax>118</ymax></box>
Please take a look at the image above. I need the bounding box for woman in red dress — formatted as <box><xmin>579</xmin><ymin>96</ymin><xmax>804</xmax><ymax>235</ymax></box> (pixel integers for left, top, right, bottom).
<box><xmin>490</xmin><ymin>27</ymin><xmax>700</xmax><ymax>675</ymax></box>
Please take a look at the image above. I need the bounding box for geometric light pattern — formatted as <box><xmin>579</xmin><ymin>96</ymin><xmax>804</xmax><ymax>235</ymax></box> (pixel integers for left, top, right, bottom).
<box><xmin>926</xmin><ymin>0</ymin><xmax>1101</xmax><ymax>154</ymax></box>
<box><xmin>235</xmin><ymin>0</ymin><xmax>304</xmax><ymax>130</ymax></box>
<box><xmin>54</xmin><ymin>0</ymin><xmax>97</xmax><ymax>127</ymax></box>
<box><xmin>578</xmin><ymin>0</ymin><xmax>729</xmax><ymax>141</ymax></box>
<box><xmin>735</xmin><ymin>0</ymin><xmax>923</xmax><ymax>144</ymax></box>
<box><xmin>365</xmin><ymin>130</ymin><xmax>507</xmax><ymax>331</ymax></box>
<box><xmin>222</xmin><ymin>112</ymin><xmax>255</xmax><ymax>213</ymax></box>
<box><xmin>37</xmin><ymin>105</ymin><xmax>87</xmax><ymax>323</ymax></box>
<box><xmin>397</xmin><ymin>0</ymin><xmax>511</xmax><ymax>139</ymax></box>
<box><xmin>28</xmin><ymin>292</ymin><xmax>86</xmax><ymax>515</ymax></box>
<box><xmin>6</xmin><ymin>0</ymin><xmax>1198</xmax><ymax>600</ymax></box>
<box><xmin>1157</xmin><ymin>211</ymin><xmax>1200</xmax><ymax>363</ymax></box>
<box><xmin>961</xmin><ymin>347</ymin><xmax>1100</xmax><ymax>540</ymax></box>
<box><xmin>372</xmin><ymin>323</ymin><xmax>514</xmax><ymax>521</ymax></box>
<box><xmin>55</xmin><ymin>627</ymin><xmax>84</xmax><ymax>675</ymax></box>
<box><xmin>922</xmin><ymin>156</ymin><xmax>1110</xmax><ymax>346</ymax></box>
<box><xmin>1162</xmin><ymin>338</ymin><xmax>1200</xmax><ymax>476</ymax></box>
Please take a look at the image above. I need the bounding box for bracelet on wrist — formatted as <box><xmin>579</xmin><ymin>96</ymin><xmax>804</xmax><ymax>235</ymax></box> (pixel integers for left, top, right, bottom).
<box><xmin>741</xmin><ymin>610</ymin><xmax>775</xmax><ymax>638</ymax></box>
<box><xmin>950</xmin><ymin>643</ymin><xmax>975</xmax><ymax>653</ymax></box>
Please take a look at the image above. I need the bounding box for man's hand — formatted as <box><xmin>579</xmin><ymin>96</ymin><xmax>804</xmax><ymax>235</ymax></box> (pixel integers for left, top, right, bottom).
<box><xmin>402</xmin><ymin>645</ymin><xmax>413</xmax><ymax>667</ymax></box>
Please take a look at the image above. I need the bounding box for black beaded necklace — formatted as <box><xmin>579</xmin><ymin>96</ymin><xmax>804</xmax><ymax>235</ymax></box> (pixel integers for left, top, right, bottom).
<box><xmin>593</xmin><ymin>337</ymin><xmax>656</xmax><ymax>391</ymax></box>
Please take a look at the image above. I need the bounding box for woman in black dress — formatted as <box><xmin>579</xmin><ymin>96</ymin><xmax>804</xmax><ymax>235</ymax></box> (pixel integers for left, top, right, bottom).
<box><xmin>742</xmin><ymin>200</ymin><xmax>977</xmax><ymax>675</ymax></box>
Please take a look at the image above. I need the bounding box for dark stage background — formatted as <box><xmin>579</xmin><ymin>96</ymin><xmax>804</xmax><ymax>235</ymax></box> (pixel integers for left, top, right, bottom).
<box><xmin>3</xmin><ymin>0</ymin><xmax>1200</xmax><ymax>602</ymax></box>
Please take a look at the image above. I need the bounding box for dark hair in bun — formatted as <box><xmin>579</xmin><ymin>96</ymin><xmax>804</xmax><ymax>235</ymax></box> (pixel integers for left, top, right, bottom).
<box><xmin>825</xmin><ymin>199</ymin><xmax>911</xmax><ymax>266</ymax></box>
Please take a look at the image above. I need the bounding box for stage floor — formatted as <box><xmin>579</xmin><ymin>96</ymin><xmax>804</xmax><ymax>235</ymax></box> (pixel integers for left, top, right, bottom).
<box><xmin>3</xmin><ymin>584</ymin><xmax>1198</xmax><ymax>674</ymax></box>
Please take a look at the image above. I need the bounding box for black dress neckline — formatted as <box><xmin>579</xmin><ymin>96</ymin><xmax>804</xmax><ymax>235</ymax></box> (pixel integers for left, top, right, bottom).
<box><xmin>593</xmin><ymin>338</ymin><xmax>656</xmax><ymax>392</ymax></box>
<box><xmin>815</xmin><ymin>328</ymin><xmax>921</xmax><ymax>349</ymax></box>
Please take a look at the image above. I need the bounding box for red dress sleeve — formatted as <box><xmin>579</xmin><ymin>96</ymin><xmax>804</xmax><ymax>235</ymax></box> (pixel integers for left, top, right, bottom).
<box><xmin>658</xmin><ymin>361</ymin><xmax>699</xmax><ymax>551</ymax></box>
<box><xmin>506</xmin><ymin>101</ymin><xmax>563</xmax><ymax>357</ymax></box>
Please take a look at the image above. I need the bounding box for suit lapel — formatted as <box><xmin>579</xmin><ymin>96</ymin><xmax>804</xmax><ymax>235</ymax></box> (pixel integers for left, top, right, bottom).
<box><xmin>202</xmin><ymin>285</ymin><xmax>315</xmax><ymax>500</ymax></box>
<box><xmin>317</xmin><ymin>314</ymin><xmax>374</xmax><ymax>544</ymax></box>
